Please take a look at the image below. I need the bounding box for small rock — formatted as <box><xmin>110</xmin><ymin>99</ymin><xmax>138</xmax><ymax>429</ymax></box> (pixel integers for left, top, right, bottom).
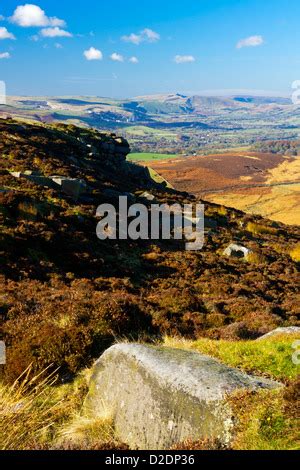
<box><xmin>140</xmin><ymin>191</ymin><xmax>155</xmax><ymax>202</ymax></box>
<box><xmin>223</xmin><ymin>243</ymin><xmax>252</xmax><ymax>259</ymax></box>
<box><xmin>256</xmin><ymin>327</ymin><xmax>300</xmax><ymax>341</ymax></box>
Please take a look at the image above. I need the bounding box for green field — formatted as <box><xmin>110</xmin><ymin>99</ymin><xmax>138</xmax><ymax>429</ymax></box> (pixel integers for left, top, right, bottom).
<box><xmin>127</xmin><ymin>152</ymin><xmax>178</xmax><ymax>162</ymax></box>
<box><xmin>123</xmin><ymin>125</ymin><xmax>176</xmax><ymax>138</ymax></box>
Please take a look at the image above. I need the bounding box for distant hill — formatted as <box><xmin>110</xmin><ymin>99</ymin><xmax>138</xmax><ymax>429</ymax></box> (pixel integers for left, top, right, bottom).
<box><xmin>1</xmin><ymin>94</ymin><xmax>298</xmax><ymax>156</ymax></box>
<box><xmin>1</xmin><ymin>93</ymin><xmax>295</xmax><ymax>123</ymax></box>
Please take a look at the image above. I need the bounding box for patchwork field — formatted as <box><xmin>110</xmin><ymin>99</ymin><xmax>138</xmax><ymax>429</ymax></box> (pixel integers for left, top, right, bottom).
<box><xmin>146</xmin><ymin>152</ymin><xmax>300</xmax><ymax>225</ymax></box>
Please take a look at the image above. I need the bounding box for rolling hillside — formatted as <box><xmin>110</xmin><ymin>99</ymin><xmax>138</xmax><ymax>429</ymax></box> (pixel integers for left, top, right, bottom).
<box><xmin>147</xmin><ymin>151</ymin><xmax>300</xmax><ymax>225</ymax></box>
<box><xmin>0</xmin><ymin>119</ymin><xmax>299</xmax><ymax>385</ymax></box>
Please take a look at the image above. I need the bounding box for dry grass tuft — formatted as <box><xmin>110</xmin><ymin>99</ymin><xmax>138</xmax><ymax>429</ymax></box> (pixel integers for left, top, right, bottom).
<box><xmin>0</xmin><ymin>366</ymin><xmax>60</xmax><ymax>450</ymax></box>
<box><xmin>57</xmin><ymin>414</ymin><xmax>114</xmax><ymax>449</ymax></box>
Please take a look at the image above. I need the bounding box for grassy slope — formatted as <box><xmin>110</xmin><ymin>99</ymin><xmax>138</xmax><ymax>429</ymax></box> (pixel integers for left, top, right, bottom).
<box><xmin>209</xmin><ymin>184</ymin><xmax>300</xmax><ymax>226</ymax></box>
<box><xmin>147</xmin><ymin>167</ymin><xmax>174</xmax><ymax>188</ymax></box>
<box><xmin>203</xmin><ymin>155</ymin><xmax>300</xmax><ymax>225</ymax></box>
<box><xmin>164</xmin><ymin>335</ymin><xmax>300</xmax><ymax>450</ymax></box>
<box><xmin>164</xmin><ymin>334</ymin><xmax>300</xmax><ymax>381</ymax></box>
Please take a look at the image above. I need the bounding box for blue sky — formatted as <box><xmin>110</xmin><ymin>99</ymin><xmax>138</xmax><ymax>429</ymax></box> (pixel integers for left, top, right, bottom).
<box><xmin>0</xmin><ymin>0</ymin><xmax>299</xmax><ymax>97</ymax></box>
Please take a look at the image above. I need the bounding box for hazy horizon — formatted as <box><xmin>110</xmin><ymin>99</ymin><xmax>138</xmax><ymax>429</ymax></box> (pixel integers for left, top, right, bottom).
<box><xmin>4</xmin><ymin>89</ymin><xmax>293</xmax><ymax>100</ymax></box>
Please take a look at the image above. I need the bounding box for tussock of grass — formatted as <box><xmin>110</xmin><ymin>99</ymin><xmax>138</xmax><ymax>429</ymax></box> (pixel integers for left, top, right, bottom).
<box><xmin>246</xmin><ymin>221</ymin><xmax>278</xmax><ymax>236</ymax></box>
<box><xmin>290</xmin><ymin>243</ymin><xmax>300</xmax><ymax>262</ymax></box>
<box><xmin>216</xmin><ymin>205</ymin><xmax>228</xmax><ymax>216</ymax></box>
<box><xmin>57</xmin><ymin>414</ymin><xmax>113</xmax><ymax>449</ymax></box>
<box><xmin>164</xmin><ymin>334</ymin><xmax>300</xmax><ymax>381</ymax></box>
<box><xmin>246</xmin><ymin>251</ymin><xmax>267</xmax><ymax>264</ymax></box>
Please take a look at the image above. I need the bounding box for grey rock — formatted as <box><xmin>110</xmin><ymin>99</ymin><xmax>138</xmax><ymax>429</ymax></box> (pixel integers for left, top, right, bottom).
<box><xmin>257</xmin><ymin>327</ymin><xmax>300</xmax><ymax>341</ymax></box>
<box><xmin>84</xmin><ymin>343</ymin><xmax>280</xmax><ymax>450</ymax></box>
<box><xmin>103</xmin><ymin>189</ymin><xmax>135</xmax><ymax>201</ymax></box>
<box><xmin>140</xmin><ymin>191</ymin><xmax>156</xmax><ymax>202</ymax></box>
<box><xmin>50</xmin><ymin>176</ymin><xmax>87</xmax><ymax>200</ymax></box>
<box><xmin>9</xmin><ymin>171</ymin><xmax>88</xmax><ymax>200</ymax></box>
<box><xmin>223</xmin><ymin>243</ymin><xmax>252</xmax><ymax>259</ymax></box>
<box><xmin>9</xmin><ymin>171</ymin><xmax>22</xmax><ymax>178</ymax></box>
<box><xmin>10</xmin><ymin>171</ymin><xmax>57</xmax><ymax>189</ymax></box>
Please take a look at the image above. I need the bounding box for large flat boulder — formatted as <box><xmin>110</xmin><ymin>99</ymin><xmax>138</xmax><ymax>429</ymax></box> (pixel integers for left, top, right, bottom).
<box><xmin>84</xmin><ymin>343</ymin><xmax>280</xmax><ymax>450</ymax></box>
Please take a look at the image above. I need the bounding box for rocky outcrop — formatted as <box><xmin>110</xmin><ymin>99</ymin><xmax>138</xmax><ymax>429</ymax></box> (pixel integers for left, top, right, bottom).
<box><xmin>10</xmin><ymin>171</ymin><xmax>88</xmax><ymax>200</ymax></box>
<box><xmin>257</xmin><ymin>327</ymin><xmax>300</xmax><ymax>340</ymax></box>
<box><xmin>70</xmin><ymin>126</ymin><xmax>130</xmax><ymax>168</ymax></box>
<box><xmin>84</xmin><ymin>343</ymin><xmax>280</xmax><ymax>450</ymax></box>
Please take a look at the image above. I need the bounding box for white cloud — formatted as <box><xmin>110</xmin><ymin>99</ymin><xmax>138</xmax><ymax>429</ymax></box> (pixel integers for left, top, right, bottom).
<box><xmin>0</xmin><ymin>27</ymin><xmax>15</xmax><ymax>40</ymax></box>
<box><xmin>129</xmin><ymin>56</ymin><xmax>139</xmax><ymax>63</ymax></box>
<box><xmin>41</xmin><ymin>27</ymin><xmax>72</xmax><ymax>38</ymax></box>
<box><xmin>121</xmin><ymin>33</ymin><xmax>141</xmax><ymax>45</ymax></box>
<box><xmin>11</xmin><ymin>4</ymin><xmax>65</xmax><ymax>28</ymax></box>
<box><xmin>236</xmin><ymin>35</ymin><xmax>264</xmax><ymax>49</ymax></box>
<box><xmin>142</xmin><ymin>28</ymin><xmax>160</xmax><ymax>42</ymax></box>
<box><xmin>110</xmin><ymin>52</ymin><xmax>124</xmax><ymax>62</ymax></box>
<box><xmin>0</xmin><ymin>52</ymin><xmax>10</xmax><ymax>59</ymax></box>
<box><xmin>121</xmin><ymin>28</ymin><xmax>160</xmax><ymax>45</ymax></box>
<box><xmin>55</xmin><ymin>42</ymin><xmax>63</xmax><ymax>49</ymax></box>
<box><xmin>84</xmin><ymin>47</ymin><xmax>103</xmax><ymax>61</ymax></box>
<box><xmin>174</xmin><ymin>55</ymin><xmax>195</xmax><ymax>64</ymax></box>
